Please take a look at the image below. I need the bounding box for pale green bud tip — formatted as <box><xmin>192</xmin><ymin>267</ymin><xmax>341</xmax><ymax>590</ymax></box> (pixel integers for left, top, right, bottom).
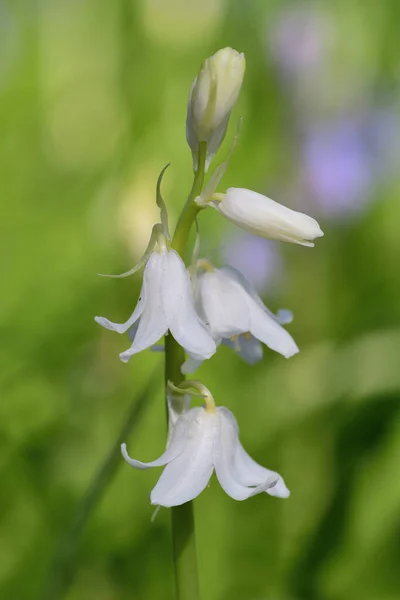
<box><xmin>189</xmin><ymin>47</ymin><xmax>246</xmax><ymax>143</ymax></box>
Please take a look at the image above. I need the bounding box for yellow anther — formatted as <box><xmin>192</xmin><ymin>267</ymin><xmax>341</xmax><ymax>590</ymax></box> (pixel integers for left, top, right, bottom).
<box><xmin>230</xmin><ymin>335</ymin><xmax>241</xmax><ymax>352</ymax></box>
<box><xmin>243</xmin><ymin>332</ymin><xmax>252</xmax><ymax>341</ymax></box>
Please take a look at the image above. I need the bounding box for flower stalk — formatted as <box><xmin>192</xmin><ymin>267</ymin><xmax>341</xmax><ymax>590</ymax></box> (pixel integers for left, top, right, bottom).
<box><xmin>165</xmin><ymin>141</ymin><xmax>207</xmax><ymax>600</ymax></box>
<box><xmin>93</xmin><ymin>45</ymin><xmax>323</xmax><ymax>600</ymax></box>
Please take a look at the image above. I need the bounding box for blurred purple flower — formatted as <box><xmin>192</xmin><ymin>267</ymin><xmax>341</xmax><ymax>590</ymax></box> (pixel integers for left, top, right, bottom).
<box><xmin>301</xmin><ymin>118</ymin><xmax>373</xmax><ymax>218</ymax></box>
<box><xmin>220</xmin><ymin>233</ymin><xmax>283</xmax><ymax>292</ymax></box>
<box><xmin>366</xmin><ymin>106</ymin><xmax>400</xmax><ymax>181</ymax></box>
<box><xmin>268</xmin><ymin>5</ymin><xmax>332</xmax><ymax>80</ymax></box>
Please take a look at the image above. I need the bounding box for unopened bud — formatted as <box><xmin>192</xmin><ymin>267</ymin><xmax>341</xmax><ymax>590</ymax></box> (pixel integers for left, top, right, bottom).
<box><xmin>186</xmin><ymin>47</ymin><xmax>245</xmax><ymax>170</ymax></box>
<box><xmin>210</xmin><ymin>188</ymin><xmax>324</xmax><ymax>247</ymax></box>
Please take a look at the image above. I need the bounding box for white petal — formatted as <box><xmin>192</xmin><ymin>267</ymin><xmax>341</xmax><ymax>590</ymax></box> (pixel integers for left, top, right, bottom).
<box><xmin>119</xmin><ymin>252</ymin><xmax>168</xmax><ymax>362</ymax></box>
<box><xmin>195</xmin><ymin>270</ymin><xmax>250</xmax><ymax>338</ymax></box>
<box><xmin>222</xmin><ymin>334</ymin><xmax>263</xmax><ymax>364</ymax></box>
<box><xmin>95</xmin><ymin>284</ymin><xmax>145</xmax><ymax>334</ymax></box>
<box><xmin>276</xmin><ymin>309</ymin><xmax>293</xmax><ymax>325</ymax></box>
<box><xmin>232</xmin><ymin>439</ymin><xmax>290</xmax><ymax>499</ymax></box>
<box><xmin>180</xmin><ymin>355</ymin><xmax>205</xmax><ymax>374</ymax></box>
<box><xmin>128</xmin><ymin>321</ymin><xmax>166</xmax><ymax>354</ymax></box>
<box><xmin>214</xmin><ymin>408</ymin><xmax>278</xmax><ymax>500</ymax></box>
<box><xmin>150</xmin><ymin>408</ymin><xmax>216</xmax><ymax>507</ymax></box>
<box><xmin>121</xmin><ymin>416</ymin><xmax>188</xmax><ymax>470</ymax></box>
<box><xmin>248</xmin><ymin>299</ymin><xmax>299</xmax><ymax>359</ymax></box>
<box><xmin>219</xmin><ymin>266</ymin><xmax>281</xmax><ymax>323</ymax></box>
<box><xmin>215</xmin><ymin>188</ymin><xmax>323</xmax><ymax>246</ymax></box>
<box><xmin>162</xmin><ymin>251</ymin><xmax>216</xmax><ymax>359</ymax></box>
<box><xmin>218</xmin><ymin>266</ymin><xmax>298</xmax><ymax>358</ymax></box>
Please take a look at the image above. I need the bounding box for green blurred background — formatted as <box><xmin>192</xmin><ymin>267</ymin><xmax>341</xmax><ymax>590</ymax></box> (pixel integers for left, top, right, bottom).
<box><xmin>2</xmin><ymin>1</ymin><xmax>400</xmax><ymax>599</ymax></box>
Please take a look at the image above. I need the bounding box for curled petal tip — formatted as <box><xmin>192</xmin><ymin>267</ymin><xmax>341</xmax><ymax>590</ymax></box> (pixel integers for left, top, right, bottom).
<box><xmin>268</xmin><ymin>477</ymin><xmax>291</xmax><ymax>498</ymax></box>
<box><xmin>284</xmin><ymin>344</ymin><xmax>299</xmax><ymax>359</ymax></box>
<box><xmin>277</xmin><ymin>487</ymin><xmax>290</xmax><ymax>499</ymax></box>
<box><xmin>95</xmin><ymin>316</ymin><xmax>126</xmax><ymax>334</ymax></box>
<box><xmin>119</xmin><ymin>351</ymin><xmax>131</xmax><ymax>363</ymax></box>
<box><xmin>94</xmin><ymin>316</ymin><xmax>113</xmax><ymax>330</ymax></box>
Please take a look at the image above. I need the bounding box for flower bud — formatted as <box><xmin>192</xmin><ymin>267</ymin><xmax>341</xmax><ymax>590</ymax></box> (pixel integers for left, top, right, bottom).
<box><xmin>211</xmin><ymin>188</ymin><xmax>324</xmax><ymax>247</ymax></box>
<box><xmin>186</xmin><ymin>47</ymin><xmax>246</xmax><ymax>170</ymax></box>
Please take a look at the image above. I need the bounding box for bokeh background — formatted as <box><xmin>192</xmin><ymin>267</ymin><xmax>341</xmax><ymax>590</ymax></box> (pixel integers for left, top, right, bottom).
<box><xmin>2</xmin><ymin>0</ymin><xmax>400</xmax><ymax>599</ymax></box>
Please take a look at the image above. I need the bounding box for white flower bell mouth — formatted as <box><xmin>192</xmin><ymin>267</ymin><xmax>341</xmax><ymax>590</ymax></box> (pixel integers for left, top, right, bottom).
<box><xmin>121</xmin><ymin>401</ymin><xmax>289</xmax><ymax>507</ymax></box>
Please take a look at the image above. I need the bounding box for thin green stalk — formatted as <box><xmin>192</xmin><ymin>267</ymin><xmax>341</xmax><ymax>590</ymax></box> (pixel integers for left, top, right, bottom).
<box><xmin>171</xmin><ymin>143</ymin><xmax>207</xmax><ymax>255</ymax></box>
<box><xmin>43</xmin><ymin>371</ymin><xmax>160</xmax><ymax>600</ymax></box>
<box><xmin>165</xmin><ymin>141</ymin><xmax>207</xmax><ymax>600</ymax></box>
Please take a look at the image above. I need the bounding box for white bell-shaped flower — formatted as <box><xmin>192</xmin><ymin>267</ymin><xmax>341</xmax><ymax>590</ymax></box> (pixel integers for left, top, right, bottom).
<box><xmin>182</xmin><ymin>263</ymin><xmax>298</xmax><ymax>373</ymax></box>
<box><xmin>121</xmin><ymin>405</ymin><xmax>289</xmax><ymax>507</ymax></box>
<box><xmin>209</xmin><ymin>188</ymin><xmax>323</xmax><ymax>246</ymax></box>
<box><xmin>95</xmin><ymin>247</ymin><xmax>216</xmax><ymax>363</ymax></box>
<box><xmin>186</xmin><ymin>47</ymin><xmax>246</xmax><ymax>170</ymax></box>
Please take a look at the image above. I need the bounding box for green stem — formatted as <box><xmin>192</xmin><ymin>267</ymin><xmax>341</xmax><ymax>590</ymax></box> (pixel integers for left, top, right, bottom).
<box><xmin>170</xmin><ymin>503</ymin><xmax>199</xmax><ymax>599</ymax></box>
<box><xmin>165</xmin><ymin>141</ymin><xmax>207</xmax><ymax>600</ymax></box>
<box><xmin>171</xmin><ymin>143</ymin><xmax>207</xmax><ymax>254</ymax></box>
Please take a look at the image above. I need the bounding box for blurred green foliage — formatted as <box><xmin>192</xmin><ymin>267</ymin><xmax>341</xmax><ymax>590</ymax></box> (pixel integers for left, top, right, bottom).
<box><xmin>1</xmin><ymin>1</ymin><xmax>400</xmax><ymax>599</ymax></box>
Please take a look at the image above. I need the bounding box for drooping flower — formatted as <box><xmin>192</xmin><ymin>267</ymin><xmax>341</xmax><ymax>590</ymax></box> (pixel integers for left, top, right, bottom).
<box><xmin>186</xmin><ymin>47</ymin><xmax>246</xmax><ymax>170</ymax></box>
<box><xmin>182</xmin><ymin>261</ymin><xmax>297</xmax><ymax>373</ymax></box>
<box><xmin>206</xmin><ymin>188</ymin><xmax>323</xmax><ymax>246</ymax></box>
<box><xmin>121</xmin><ymin>404</ymin><xmax>289</xmax><ymax>507</ymax></box>
<box><xmin>95</xmin><ymin>238</ymin><xmax>216</xmax><ymax>363</ymax></box>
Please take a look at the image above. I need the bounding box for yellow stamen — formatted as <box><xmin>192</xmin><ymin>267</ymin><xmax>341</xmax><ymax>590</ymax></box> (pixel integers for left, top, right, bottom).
<box><xmin>230</xmin><ymin>334</ymin><xmax>241</xmax><ymax>352</ymax></box>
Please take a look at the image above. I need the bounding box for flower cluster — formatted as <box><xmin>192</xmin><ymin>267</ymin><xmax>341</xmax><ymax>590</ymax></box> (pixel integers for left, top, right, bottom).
<box><xmin>95</xmin><ymin>48</ymin><xmax>323</xmax><ymax>508</ymax></box>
